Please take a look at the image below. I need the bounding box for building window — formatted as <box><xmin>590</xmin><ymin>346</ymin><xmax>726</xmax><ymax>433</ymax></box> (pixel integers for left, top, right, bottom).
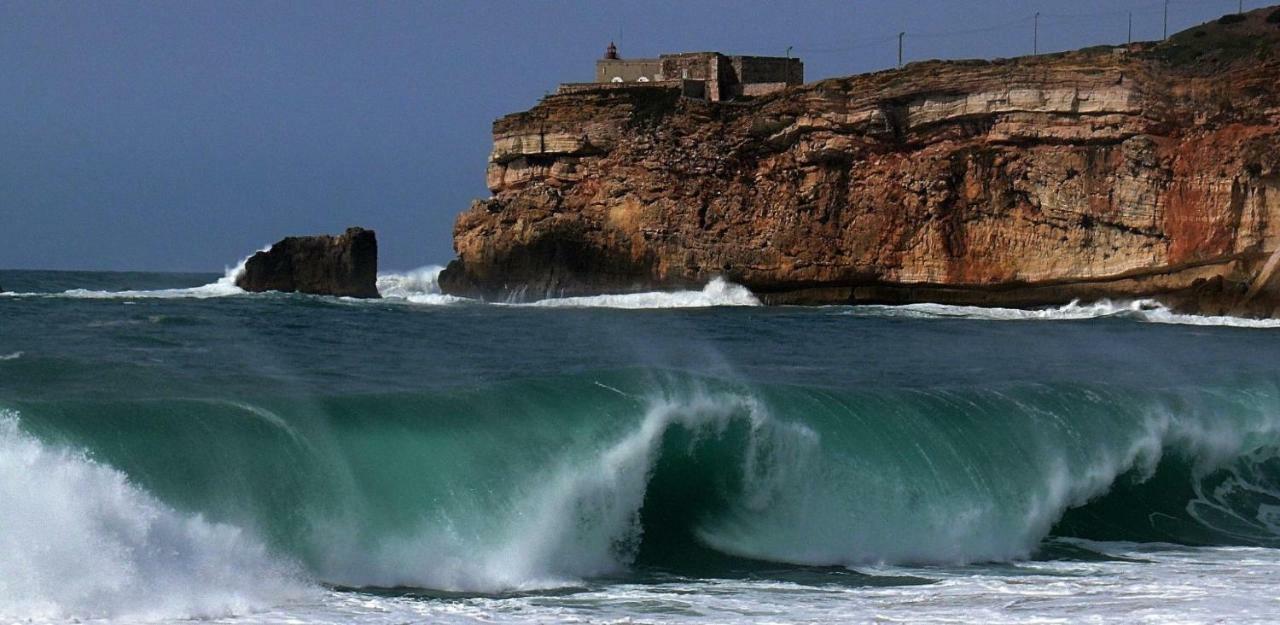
<box><xmin>611</xmin><ymin>76</ymin><xmax>624</xmax><ymax>83</ymax></box>
<box><xmin>637</xmin><ymin>76</ymin><xmax>649</xmax><ymax>82</ymax></box>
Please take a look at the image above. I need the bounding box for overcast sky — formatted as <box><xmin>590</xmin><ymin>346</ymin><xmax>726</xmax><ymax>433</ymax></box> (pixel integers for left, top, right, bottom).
<box><xmin>0</xmin><ymin>0</ymin><xmax>1258</xmax><ymax>272</ymax></box>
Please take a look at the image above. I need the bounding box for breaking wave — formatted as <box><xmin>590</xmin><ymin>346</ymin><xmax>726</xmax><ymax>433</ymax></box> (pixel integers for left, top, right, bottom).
<box><xmin>0</xmin><ymin>410</ymin><xmax>307</xmax><ymax>622</ymax></box>
<box><xmin>1</xmin><ymin>255</ymin><xmax>255</xmax><ymax>300</ymax></box>
<box><xmin>6</xmin><ymin>373</ymin><xmax>1280</xmax><ymax>602</ymax></box>
<box><xmin>375</xmin><ymin>266</ymin><xmax>468</xmax><ymax>305</ymax></box>
<box><xmin>9</xmin><ymin>259</ymin><xmax>1280</xmax><ymax>325</ymax></box>
<box><xmin>374</xmin><ymin>267</ymin><xmax>760</xmax><ymax>309</ymax></box>
<box><xmin>845</xmin><ymin>299</ymin><xmax>1280</xmax><ymax>328</ymax></box>
<box><xmin>522</xmin><ymin>278</ymin><xmax>761</xmax><ymax>309</ymax></box>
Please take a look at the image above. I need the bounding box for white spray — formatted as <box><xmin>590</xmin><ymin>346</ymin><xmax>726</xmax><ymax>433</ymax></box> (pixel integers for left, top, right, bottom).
<box><xmin>0</xmin><ymin>410</ymin><xmax>309</xmax><ymax>622</ymax></box>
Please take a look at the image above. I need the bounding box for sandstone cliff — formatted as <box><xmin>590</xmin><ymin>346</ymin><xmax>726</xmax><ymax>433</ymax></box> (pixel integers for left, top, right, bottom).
<box><xmin>236</xmin><ymin>227</ymin><xmax>379</xmax><ymax>298</ymax></box>
<box><xmin>442</xmin><ymin>9</ymin><xmax>1280</xmax><ymax>315</ymax></box>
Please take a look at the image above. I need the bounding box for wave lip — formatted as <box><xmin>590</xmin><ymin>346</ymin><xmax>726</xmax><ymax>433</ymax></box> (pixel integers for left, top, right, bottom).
<box><xmin>0</xmin><ymin>410</ymin><xmax>308</xmax><ymax>622</ymax></box>
<box><xmin>523</xmin><ymin>277</ymin><xmax>761</xmax><ymax>309</ymax></box>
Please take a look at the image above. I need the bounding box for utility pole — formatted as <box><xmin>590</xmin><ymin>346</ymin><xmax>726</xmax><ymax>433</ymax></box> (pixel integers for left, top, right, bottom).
<box><xmin>1163</xmin><ymin>0</ymin><xmax>1169</xmax><ymax>40</ymax></box>
<box><xmin>1128</xmin><ymin>12</ymin><xmax>1133</xmax><ymax>45</ymax></box>
<box><xmin>1240</xmin><ymin>1</ymin><xmax>1245</xmax><ymax>14</ymax></box>
<box><xmin>898</xmin><ymin>32</ymin><xmax>905</xmax><ymax>68</ymax></box>
<box><xmin>1034</xmin><ymin>12</ymin><xmax>1040</xmax><ymax>55</ymax></box>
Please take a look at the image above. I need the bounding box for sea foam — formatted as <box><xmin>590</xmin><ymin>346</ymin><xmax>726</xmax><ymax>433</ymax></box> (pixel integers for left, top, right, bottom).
<box><xmin>375</xmin><ymin>266</ymin><xmax>468</xmax><ymax>304</ymax></box>
<box><xmin>523</xmin><ymin>277</ymin><xmax>761</xmax><ymax>309</ymax></box>
<box><xmin>845</xmin><ymin>299</ymin><xmax>1280</xmax><ymax>328</ymax></box>
<box><xmin>4</xmin><ymin>254</ymin><xmax>256</xmax><ymax>300</ymax></box>
<box><xmin>0</xmin><ymin>410</ymin><xmax>308</xmax><ymax>622</ymax></box>
<box><xmin>375</xmin><ymin>267</ymin><xmax>760</xmax><ymax>309</ymax></box>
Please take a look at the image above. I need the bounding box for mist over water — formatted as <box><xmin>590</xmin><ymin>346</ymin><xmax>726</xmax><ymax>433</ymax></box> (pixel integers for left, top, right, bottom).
<box><xmin>4</xmin><ymin>268</ymin><xmax>1280</xmax><ymax>623</ymax></box>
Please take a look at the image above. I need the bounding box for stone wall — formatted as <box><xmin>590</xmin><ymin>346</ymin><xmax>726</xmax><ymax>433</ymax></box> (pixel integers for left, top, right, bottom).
<box><xmin>730</xmin><ymin>56</ymin><xmax>803</xmax><ymax>86</ymax></box>
<box><xmin>595</xmin><ymin>58</ymin><xmax>661</xmax><ymax>83</ymax></box>
<box><xmin>591</xmin><ymin>51</ymin><xmax>805</xmax><ymax>101</ymax></box>
<box><xmin>680</xmin><ymin>79</ymin><xmax>707</xmax><ymax>99</ymax></box>
<box><xmin>658</xmin><ymin>52</ymin><xmax>717</xmax><ymax>81</ymax></box>
<box><xmin>557</xmin><ymin>81</ymin><xmax>680</xmax><ymax>96</ymax></box>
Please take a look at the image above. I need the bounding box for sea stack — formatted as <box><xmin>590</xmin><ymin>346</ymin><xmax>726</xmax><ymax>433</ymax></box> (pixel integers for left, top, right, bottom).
<box><xmin>236</xmin><ymin>227</ymin><xmax>380</xmax><ymax>298</ymax></box>
<box><xmin>441</xmin><ymin>10</ymin><xmax>1280</xmax><ymax>316</ymax></box>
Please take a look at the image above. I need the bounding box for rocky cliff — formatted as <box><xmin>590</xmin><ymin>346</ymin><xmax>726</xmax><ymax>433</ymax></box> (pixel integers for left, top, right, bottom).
<box><xmin>236</xmin><ymin>227</ymin><xmax>380</xmax><ymax>298</ymax></box>
<box><xmin>441</xmin><ymin>9</ymin><xmax>1280</xmax><ymax>315</ymax></box>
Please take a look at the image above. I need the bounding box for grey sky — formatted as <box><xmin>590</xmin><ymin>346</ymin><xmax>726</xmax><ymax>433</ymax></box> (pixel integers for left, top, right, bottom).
<box><xmin>0</xmin><ymin>0</ymin><xmax>1256</xmax><ymax>272</ymax></box>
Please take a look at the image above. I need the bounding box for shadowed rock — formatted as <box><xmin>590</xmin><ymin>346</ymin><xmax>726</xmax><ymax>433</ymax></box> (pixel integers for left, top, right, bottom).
<box><xmin>236</xmin><ymin>227</ymin><xmax>379</xmax><ymax>298</ymax></box>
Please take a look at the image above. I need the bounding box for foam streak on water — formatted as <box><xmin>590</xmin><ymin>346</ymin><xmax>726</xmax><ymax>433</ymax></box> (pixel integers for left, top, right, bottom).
<box><xmin>845</xmin><ymin>298</ymin><xmax>1280</xmax><ymax>328</ymax></box>
<box><xmin>171</xmin><ymin>543</ymin><xmax>1280</xmax><ymax>625</ymax></box>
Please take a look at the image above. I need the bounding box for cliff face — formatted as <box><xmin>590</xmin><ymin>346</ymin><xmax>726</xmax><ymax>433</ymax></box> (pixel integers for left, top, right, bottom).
<box><xmin>441</xmin><ymin>10</ymin><xmax>1280</xmax><ymax>315</ymax></box>
<box><xmin>236</xmin><ymin>227</ymin><xmax>380</xmax><ymax>298</ymax></box>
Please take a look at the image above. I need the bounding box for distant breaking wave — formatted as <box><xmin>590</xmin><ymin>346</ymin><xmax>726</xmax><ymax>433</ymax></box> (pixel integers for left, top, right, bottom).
<box><xmin>1</xmin><ymin>253</ymin><xmax>256</xmax><ymax>300</ymax></box>
<box><xmin>375</xmin><ymin>266</ymin><xmax>468</xmax><ymax>305</ymax></box>
<box><xmin>6</xmin><ymin>259</ymin><xmax>1280</xmax><ymax>323</ymax></box>
<box><xmin>375</xmin><ymin>267</ymin><xmax>761</xmax><ymax>309</ymax></box>
<box><xmin>521</xmin><ymin>277</ymin><xmax>761</xmax><ymax>309</ymax></box>
<box><xmin>843</xmin><ymin>299</ymin><xmax>1280</xmax><ymax>328</ymax></box>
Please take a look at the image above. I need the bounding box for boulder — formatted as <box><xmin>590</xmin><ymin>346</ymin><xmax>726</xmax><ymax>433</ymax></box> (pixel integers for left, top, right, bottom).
<box><xmin>236</xmin><ymin>227</ymin><xmax>379</xmax><ymax>298</ymax></box>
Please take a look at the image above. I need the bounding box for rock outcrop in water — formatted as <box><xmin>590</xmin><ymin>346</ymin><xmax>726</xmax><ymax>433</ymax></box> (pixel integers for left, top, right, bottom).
<box><xmin>440</xmin><ymin>9</ymin><xmax>1280</xmax><ymax>316</ymax></box>
<box><xmin>236</xmin><ymin>227</ymin><xmax>379</xmax><ymax>298</ymax></box>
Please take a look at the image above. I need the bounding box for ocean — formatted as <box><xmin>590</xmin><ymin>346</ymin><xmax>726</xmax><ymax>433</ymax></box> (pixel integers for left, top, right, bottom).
<box><xmin>3</xmin><ymin>265</ymin><xmax>1280</xmax><ymax>624</ymax></box>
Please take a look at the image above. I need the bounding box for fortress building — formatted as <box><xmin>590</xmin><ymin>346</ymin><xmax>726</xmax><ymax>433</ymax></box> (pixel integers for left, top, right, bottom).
<box><xmin>558</xmin><ymin>43</ymin><xmax>804</xmax><ymax>102</ymax></box>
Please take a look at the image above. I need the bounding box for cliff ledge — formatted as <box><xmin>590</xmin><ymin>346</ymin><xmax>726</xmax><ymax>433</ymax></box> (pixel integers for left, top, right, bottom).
<box><xmin>442</xmin><ymin>9</ymin><xmax>1280</xmax><ymax>316</ymax></box>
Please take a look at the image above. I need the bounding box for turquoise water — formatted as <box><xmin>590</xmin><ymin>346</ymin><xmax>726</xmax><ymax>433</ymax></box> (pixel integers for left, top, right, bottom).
<box><xmin>4</xmin><ymin>268</ymin><xmax>1280</xmax><ymax>623</ymax></box>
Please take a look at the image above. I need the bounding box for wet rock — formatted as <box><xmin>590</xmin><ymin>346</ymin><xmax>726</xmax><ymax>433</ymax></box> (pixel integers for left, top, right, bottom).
<box><xmin>236</xmin><ymin>227</ymin><xmax>379</xmax><ymax>298</ymax></box>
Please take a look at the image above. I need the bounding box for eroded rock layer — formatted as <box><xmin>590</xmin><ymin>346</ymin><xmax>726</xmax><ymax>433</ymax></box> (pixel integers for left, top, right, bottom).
<box><xmin>442</xmin><ymin>10</ymin><xmax>1280</xmax><ymax>315</ymax></box>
